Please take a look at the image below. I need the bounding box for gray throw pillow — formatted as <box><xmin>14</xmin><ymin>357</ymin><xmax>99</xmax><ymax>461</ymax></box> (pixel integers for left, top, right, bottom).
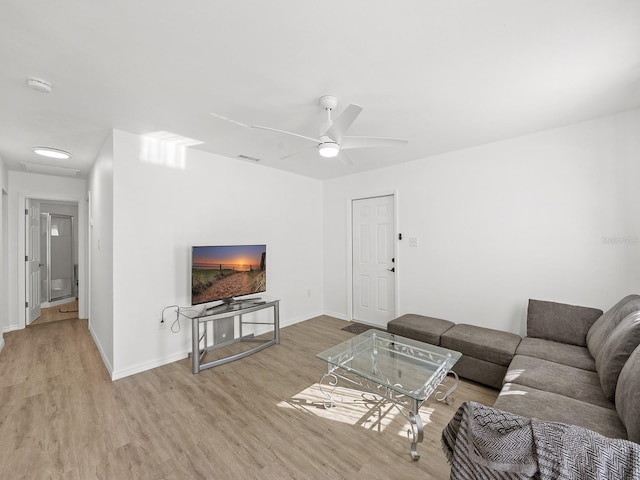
<box><xmin>595</xmin><ymin>311</ymin><xmax>640</xmax><ymax>401</ymax></box>
<box><xmin>527</xmin><ymin>299</ymin><xmax>602</xmax><ymax>346</ymax></box>
<box><xmin>587</xmin><ymin>294</ymin><xmax>640</xmax><ymax>359</ymax></box>
<box><xmin>615</xmin><ymin>345</ymin><xmax>640</xmax><ymax>443</ymax></box>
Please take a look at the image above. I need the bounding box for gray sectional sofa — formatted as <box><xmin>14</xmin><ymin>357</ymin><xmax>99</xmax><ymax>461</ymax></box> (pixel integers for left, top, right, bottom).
<box><xmin>387</xmin><ymin>294</ymin><xmax>640</xmax><ymax>444</ymax></box>
<box><xmin>495</xmin><ymin>295</ymin><xmax>640</xmax><ymax>444</ymax></box>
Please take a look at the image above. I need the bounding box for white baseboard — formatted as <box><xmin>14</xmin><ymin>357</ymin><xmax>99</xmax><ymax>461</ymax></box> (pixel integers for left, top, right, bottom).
<box><xmin>0</xmin><ymin>336</ymin><xmax>4</xmax><ymax>354</ymax></box>
<box><xmin>88</xmin><ymin>323</ymin><xmax>114</xmax><ymax>378</ymax></box>
<box><xmin>2</xmin><ymin>324</ymin><xmax>20</xmax><ymax>333</ymax></box>
<box><xmin>104</xmin><ymin>309</ymin><xmax>328</xmax><ymax>381</ymax></box>
<box><xmin>323</xmin><ymin>310</ymin><xmax>350</xmax><ymax>321</ymax></box>
<box><xmin>111</xmin><ymin>351</ymin><xmax>189</xmax><ymax>381</ymax></box>
<box><xmin>109</xmin><ymin>310</ymin><xmax>325</xmax><ymax>381</ymax></box>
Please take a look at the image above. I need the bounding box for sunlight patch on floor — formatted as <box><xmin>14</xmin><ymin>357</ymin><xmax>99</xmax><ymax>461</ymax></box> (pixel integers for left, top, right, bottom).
<box><xmin>279</xmin><ymin>383</ymin><xmax>435</xmax><ymax>438</ymax></box>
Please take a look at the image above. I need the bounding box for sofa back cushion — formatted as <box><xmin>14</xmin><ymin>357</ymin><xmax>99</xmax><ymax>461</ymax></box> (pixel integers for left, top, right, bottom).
<box><xmin>527</xmin><ymin>299</ymin><xmax>603</xmax><ymax>347</ymax></box>
<box><xmin>587</xmin><ymin>294</ymin><xmax>640</xmax><ymax>358</ymax></box>
<box><xmin>595</xmin><ymin>311</ymin><xmax>640</xmax><ymax>401</ymax></box>
<box><xmin>616</xmin><ymin>344</ymin><xmax>640</xmax><ymax>443</ymax></box>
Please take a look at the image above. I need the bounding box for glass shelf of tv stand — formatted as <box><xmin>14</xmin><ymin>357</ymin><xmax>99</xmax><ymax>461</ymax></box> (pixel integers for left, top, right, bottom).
<box><xmin>190</xmin><ymin>296</ymin><xmax>280</xmax><ymax>374</ymax></box>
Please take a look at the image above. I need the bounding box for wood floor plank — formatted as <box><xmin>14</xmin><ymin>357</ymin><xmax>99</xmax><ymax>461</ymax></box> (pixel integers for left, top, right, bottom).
<box><xmin>0</xmin><ymin>315</ymin><xmax>499</xmax><ymax>479</ymax></box>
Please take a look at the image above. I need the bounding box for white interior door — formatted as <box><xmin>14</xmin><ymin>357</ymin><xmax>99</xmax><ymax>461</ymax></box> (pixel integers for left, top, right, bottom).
<box><xmin>26</xmin><ymin>199</ymin><xmax>41</xmax><ymax>324</ymax></box>
<box><xmin>352</xmin><ymin>195</ymin><xmax>396</xmax><ymax>327</ymax></box>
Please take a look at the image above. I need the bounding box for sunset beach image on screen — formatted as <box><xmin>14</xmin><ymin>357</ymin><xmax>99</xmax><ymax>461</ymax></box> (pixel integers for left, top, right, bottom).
<box><xmin>191</xmin><ymin>245</ymin><xmax>266</xmax><ymax>305</ymax></box>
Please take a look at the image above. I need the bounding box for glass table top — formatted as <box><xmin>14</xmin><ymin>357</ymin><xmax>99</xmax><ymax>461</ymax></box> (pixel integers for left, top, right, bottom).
<box><xmin>317</xmin><ymin>329</ymin><xmax>461</xmax><ymax>401</ymax></box>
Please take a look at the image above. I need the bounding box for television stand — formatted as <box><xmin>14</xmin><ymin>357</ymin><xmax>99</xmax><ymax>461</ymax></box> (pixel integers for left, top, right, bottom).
<box><xmin>191</xmin><ymin>298</ymin><xmax>280</xmax><ymax>373</ymax></box>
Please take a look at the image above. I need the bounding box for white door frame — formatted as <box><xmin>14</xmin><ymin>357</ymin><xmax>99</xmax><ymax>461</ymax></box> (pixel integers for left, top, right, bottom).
<box><xmin>17</xmin><ymin>193</ymin><xmax>88</xmax><ymax>329</ymax></box>
<box><xmin>346</xmin><ymin>189</ymin><xmax>400</xmax><ymax>322</ymax></box>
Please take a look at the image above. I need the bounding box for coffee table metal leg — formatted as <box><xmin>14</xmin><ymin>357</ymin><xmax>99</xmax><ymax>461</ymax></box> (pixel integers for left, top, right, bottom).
<box><xmin>435</xmin><ymin>370</ymin><xmax>460</xmax><ymax>405</ymax></box>
<box><xmin>319</xmin><ymin>370</ymin><xmax>340</xmax><ymax>409</ymax></box>
<box><xmin>407</xmin><ymin>409</ymin><xmax>424</xmax><ymax>460</ymax></box>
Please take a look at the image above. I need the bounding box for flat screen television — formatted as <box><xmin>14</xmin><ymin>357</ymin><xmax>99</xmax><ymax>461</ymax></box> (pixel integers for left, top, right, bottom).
<box><xmin>191</xmin><ymin>244</ymin><xmax>266</xmax><ymax>305</ymax></box>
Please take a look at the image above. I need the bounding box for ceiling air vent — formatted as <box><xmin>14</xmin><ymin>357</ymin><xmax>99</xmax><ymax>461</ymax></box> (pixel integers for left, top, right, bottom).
<box><xmin>21</xmin><ymin>162</ymin><xmax>80</xmax><ymax>177</ymax></box>
<box><xmin>237</xmin><ymin>154</ymin><xmax>260</xmax><ymax>162</ymax></box>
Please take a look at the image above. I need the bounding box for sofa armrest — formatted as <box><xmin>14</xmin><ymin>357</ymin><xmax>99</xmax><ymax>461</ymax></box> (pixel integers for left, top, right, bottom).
<box><xmin>527</xmin><ymin>299</ymin><xmax>603</xmax><ymax>347</ymax></box>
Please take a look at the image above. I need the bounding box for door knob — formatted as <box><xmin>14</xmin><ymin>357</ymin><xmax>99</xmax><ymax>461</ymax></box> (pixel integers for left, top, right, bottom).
<box><xmin>387</xmin><ymin>267</ymin><xmax>395</xmax><ymax>272</ymax></box>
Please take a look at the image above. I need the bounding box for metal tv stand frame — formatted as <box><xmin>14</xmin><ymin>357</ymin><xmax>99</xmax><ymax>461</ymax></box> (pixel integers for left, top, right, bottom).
<box><xmin>191</xmin><ymin>298</ymin><xmax>280</xmax><ymax>374</ymax></box>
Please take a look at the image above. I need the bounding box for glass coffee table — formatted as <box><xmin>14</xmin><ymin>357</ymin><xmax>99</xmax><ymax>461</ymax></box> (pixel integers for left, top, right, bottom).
<box><xmin>317</xmin><ymin>329</ymin><xmax>461</xmax><ymax>460</ymax></box>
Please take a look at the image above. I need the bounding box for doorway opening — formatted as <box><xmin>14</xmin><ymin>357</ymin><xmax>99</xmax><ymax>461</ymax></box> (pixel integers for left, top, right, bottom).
<box><xmin>25</xmin><ymin>198</ymin><xmax>79</xmax><ymax>326</ymax></box>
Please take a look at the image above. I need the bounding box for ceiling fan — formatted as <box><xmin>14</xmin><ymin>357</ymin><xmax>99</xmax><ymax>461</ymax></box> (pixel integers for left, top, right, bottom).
<box><xmin>211</xmin><ymin>95</ymin><xmax>408</xmax><ymax>165</ymax></box>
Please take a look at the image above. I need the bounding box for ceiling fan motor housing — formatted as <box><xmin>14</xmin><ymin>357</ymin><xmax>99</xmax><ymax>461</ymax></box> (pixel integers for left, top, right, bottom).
<box><xmin>319</xmin><ymin>95</ymin><xmax>338</xmax><ymax>111</ymax></box>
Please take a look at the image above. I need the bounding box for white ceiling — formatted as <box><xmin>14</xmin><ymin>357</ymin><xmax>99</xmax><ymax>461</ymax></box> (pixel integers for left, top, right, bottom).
<box><xmin>1</xmin><ymin>1</ymin><xmax>639</xmax><ymax>180</ymax></box>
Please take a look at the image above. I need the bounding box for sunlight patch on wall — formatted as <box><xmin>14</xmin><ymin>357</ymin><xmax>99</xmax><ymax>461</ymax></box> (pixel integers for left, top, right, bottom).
<box><xmin>140</xmin><ymin>131</ymin><xmax>204</xmax><ymax>169</ymax></box>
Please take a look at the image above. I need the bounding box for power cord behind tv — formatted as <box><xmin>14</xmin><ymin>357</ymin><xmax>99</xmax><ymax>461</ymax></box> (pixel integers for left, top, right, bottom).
<box><xmin>161</xmin><ymin>304</ymin><xmax>208</xmax><ymax>333</ymax></box>
<box><xmin>161</xmin><ymin>305</ymin><xmax>180</xmax><ymax>332</ymax></box>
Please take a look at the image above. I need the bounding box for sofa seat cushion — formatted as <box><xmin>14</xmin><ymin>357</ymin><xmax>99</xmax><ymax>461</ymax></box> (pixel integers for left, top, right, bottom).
<box><xmin>595</xmin><ymin>311</ymin><xmax>640</xmax><ymax>401</ymax></box>
<box><xmin>386</xmin><ymin>314</ymin><xmax>454</xmax><ymax>345</ymax></box>
<box><xmin>441</xmin><ymin>324</ymin><xmax>521</xmax><ymax>366</ymax></box>
<box><xmin>494</xmin><ymin>382</ymin><xmax>628</xmax><ymax>440</ymax></box>
<box><xmin>527</xmin><ymin>299</ymin><xmax>602</xmax><ymax>346</ymax></box>
<box><xmin>587</xmin><ymin>294</ymin><xmax>640</xmax><ymax>359</ymax></box>
<box><xmin>504</xmin><ymin>355</ymin><xmax>613</xmax><ymax>410</ymax></box>
<box><xmin>615</xmin><ymin>345</ymin><xmax>640</xmax><ymax>443</ymax></box>
<box><xmin>516</xmin><ymin>337</ymin><xmax>596</xmax><ymax>372</ymax></box>
<box><xmin>448</xmin><ymin>355</ymin><xmax>507</xmax><ymax>390</ymax></box>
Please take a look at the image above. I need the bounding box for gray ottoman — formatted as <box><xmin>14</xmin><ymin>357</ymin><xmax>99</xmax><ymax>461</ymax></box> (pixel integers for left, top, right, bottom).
<box><xmin>387</xmin><ymin>314</ymin><xmax>455</xmax><ymax>346</ymax></box>
<box><xmin>441</xmin><ymin>324</ymin><xmax>522</xmax><ymax>389</ymax></box>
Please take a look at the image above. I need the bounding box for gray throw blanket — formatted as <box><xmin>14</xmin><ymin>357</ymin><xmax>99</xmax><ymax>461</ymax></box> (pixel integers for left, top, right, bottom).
<box><xmin>442</xmin><ymin>401</ymin><xmax>640</xmax><ymax>479</ymax></box>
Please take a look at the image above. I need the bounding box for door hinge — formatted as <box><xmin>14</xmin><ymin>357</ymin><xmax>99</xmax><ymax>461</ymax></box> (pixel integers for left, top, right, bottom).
<box><xmin>25</xmin><ymin>255</ymin><xmax>29</xmax><ymax>261</ymax></box>
<box><xmin>25</xmin><ymin>208</ymin><xmax>28</xmax><ymax>215</ymax></box>
<box><xmin>25</xmin><ymin>301</ymin><xmax>28</xmax><ymax>308</ymax></box>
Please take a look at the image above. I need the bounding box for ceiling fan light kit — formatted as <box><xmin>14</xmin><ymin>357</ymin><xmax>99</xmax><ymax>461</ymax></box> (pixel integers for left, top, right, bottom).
<box><xmin>318</xmin><ymin>141</ymin><xmax>339</xmax><ymax>158</ymax></box>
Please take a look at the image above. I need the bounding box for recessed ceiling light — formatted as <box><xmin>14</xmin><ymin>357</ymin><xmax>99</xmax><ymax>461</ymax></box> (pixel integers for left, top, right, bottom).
<box><xmin>33</xmin><ymin>147</ymin><xmax>72</xmax><ymax>159</ymax></box>
<box><xmin>21</xmin><ymin>163</ymin><xmax>80</xmax><ymax>177</ymax></box>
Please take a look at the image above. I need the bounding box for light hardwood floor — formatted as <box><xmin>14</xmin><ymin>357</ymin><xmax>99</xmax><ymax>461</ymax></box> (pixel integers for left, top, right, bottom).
<box><xmin>0</xmin><ymin>315</ymin><xmax>498</xmax><ymax>479</ymax></box>
<box><xmin>30</xmin><ymin>299</ymin><xmax>79</xmax><ymax>325</ymax></box>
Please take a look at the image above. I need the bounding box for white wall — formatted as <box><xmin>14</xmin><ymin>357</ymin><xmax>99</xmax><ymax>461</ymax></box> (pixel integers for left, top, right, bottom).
<box><xmin>323</xmin><ymin>109</ymin><xmax>640</xmax><ymax>335</ymax></box>
<box><xmin>87</xmin><ymin>132</ymin><xmax>115</xmax><ymax>373</ymax></box>
<box><xmin>109</xmin><ymin>130</ymin><xmax>323</xmax><ymax>379</ymax></box>
<box><xmin>0</xmin><ymin>156</ymin><xmax>7</xmax><ymax>351</ymax></box>
<box><xmin>6</xmin><ymin>171</ymin><xmax>87</xmax><ymax>331</ymax></box>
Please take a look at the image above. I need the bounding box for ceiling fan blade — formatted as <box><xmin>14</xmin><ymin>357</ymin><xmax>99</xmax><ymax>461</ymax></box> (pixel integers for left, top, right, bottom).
<box><xmin>341</xmin><ymin>136</ymin><xmax>408</xmax><ymax>150</ymax></box>
<box><xmin>209</xmin><ymin>112</ymin><xmax>251</xmax><ymax>128</ymax></box>
<box><xmin>338</xmin><ymin>151</ymin><xmax>354</xmax><ymax>167</ymax></box>
<box><xmin>281</xmin><ymin>145</ymin><xmax>316</xmax><ymax>160</ymax></box>
<box><xmin>324</xmin><ymin>104</ymin><xmax>363</xmax><ymax>141</ymax></box>
<box><xmin>251</xmin><ymin>125</ymin><xmax>321</xmax><ymax>144</ymax></box>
